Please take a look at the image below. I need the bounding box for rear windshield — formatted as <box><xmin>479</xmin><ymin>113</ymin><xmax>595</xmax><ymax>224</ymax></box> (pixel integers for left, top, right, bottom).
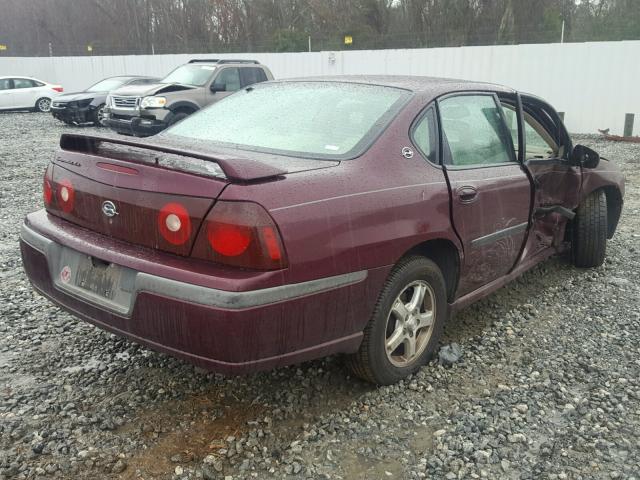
<box><xmin>162</xmin><ymin>64</ymin><xmax>216</xmax><ymax>86</ymax></box>
<box><xmin>164</xmin><ymin>82</ymin><xmax>410</xmax><ymax>159</ymax></box>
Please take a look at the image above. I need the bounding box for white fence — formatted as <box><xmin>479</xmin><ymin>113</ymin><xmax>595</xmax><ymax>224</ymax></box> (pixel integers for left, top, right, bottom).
<box><xmin>1</xmin><ymin>40</ymin><xmax>639</xmax><ymax>135</ymax></box>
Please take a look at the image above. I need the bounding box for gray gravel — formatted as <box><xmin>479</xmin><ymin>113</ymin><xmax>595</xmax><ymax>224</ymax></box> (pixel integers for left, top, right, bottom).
<box><xmin>1</xmin><ymin>113</ymin><xmax>639</xmax><ymax>480</ymax></box>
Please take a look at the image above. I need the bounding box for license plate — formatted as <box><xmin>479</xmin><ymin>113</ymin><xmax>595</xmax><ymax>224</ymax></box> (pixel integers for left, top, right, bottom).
<box><xmin>75</xmin><ymin>257</ymin><xmax>122</xmax><ymax>300</ymax></box>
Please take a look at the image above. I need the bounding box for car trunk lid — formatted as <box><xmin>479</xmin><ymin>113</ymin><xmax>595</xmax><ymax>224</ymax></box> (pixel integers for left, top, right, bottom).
<box><xmin>47</xmin><ymin>134</ymin><xmax>337</xmax><ymax>257</ymax></box>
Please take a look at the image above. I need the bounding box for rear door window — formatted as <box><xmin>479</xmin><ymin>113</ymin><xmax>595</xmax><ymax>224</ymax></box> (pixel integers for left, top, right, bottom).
<box><xmin>13</xmin><ymin>78</ymin><xmax>36</xmax><ymax>89</ymax></box>
<box><xmin>240</xmin><ymin>68</ymin><xmax>268</xmax><ymax>87</ymax></box>
<box><xmin>439</xmin><ymin>94</ymin><xmax>515</xmax><ymax>167</ymax></box>
<box><xmin>0</xmin><ymin>79</ymin><xmax>12</xmax><ymax>90</ymax></box>
<box><xmin>212</xmin><ymin>68</ymin><xmax>241</xmax><ymax>92</ymax></box>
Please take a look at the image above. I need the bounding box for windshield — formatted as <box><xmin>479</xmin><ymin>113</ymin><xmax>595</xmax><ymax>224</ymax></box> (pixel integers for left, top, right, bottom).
<box><xmin>162</xmin><ymin>64</ymin><xmax>216</xmax><ymax>86</ymax></box>
<box><xmin>164</xmin><ymin>82</ymin><xmax>410</xmax><ymax>159</ymax></box>
<box><xmin>86</xmin><ymin>77</ymin><xmax>128</xmax><ymax>92</ymax></box>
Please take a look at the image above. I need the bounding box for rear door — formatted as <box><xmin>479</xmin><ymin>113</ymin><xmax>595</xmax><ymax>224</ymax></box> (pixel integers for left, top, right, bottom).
<box><xmin>0</xmin><ymin>78</ymin><xmax>14</xmax><ymax>108</ymax></box>
<box><xmin>438</xmin><ymin>93</ymin><xmax>532</xmax><ymax>296</ymax></box>
<box><xmin>12</xmin><ymin>78</ymin><xmax>40</xmax><ymax>108</ymax></box>
<box><xmin>501</xmin><ymin>94</ymin><xmax>580</xmax><ymax>260</ymax></box>
<box><xmin>239</xmin><ymin>67</ymin><xmax>268</xmax><ymax>88</ymax></box>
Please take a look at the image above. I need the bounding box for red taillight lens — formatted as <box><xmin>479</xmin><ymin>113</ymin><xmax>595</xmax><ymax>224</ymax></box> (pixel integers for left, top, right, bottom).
<box><xmin>207</xmin><ymin>223</ymin><xmax>252</xmax><ymax>257</ymax></box>
<box><xmin>158</xmin><ymin>202</ymin><xmax>192</xmax><ymax>245</ymax></box>
<box><xmin>43</xmin><ymin>165</ymin><xmax>53</xmax><ymax>206</ymax></box>
<box><xmin>52</xmin><ymin>86</ymin><xmax>63</xmax><ymax>92</ymax></box>
<box><xmin>56</xmin><ymin>179</ymin><xmax>75</xmax><ymax>213</ymax></box>
<box><xmin>193</xmin><ymin>201</ymin><xmax>287</xmax><ymax>270</ymax></box>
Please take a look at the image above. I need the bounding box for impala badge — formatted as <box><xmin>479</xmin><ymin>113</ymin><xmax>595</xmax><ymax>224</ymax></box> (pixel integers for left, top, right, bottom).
<box><xmin>101</xmin><ymin>200</ymin><xmax>119</xmax><ymax>218</ymax></box>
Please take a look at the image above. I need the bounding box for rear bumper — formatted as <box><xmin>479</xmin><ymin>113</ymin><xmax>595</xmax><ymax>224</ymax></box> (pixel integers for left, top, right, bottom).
<box><xmin>19</xmin><ymin>213</ymin><xmax>372</xmax><ymax>374</ymax></box>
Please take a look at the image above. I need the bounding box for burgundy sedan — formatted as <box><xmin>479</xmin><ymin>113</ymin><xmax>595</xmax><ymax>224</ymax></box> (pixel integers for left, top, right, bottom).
<box><xmin>20</xmin><ymin>77</ymin><xmax>624</xmax><ymax>384</ymax></box>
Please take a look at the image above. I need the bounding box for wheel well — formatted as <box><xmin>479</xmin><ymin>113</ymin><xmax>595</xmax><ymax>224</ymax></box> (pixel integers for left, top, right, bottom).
<box><xmin>171</xmin><ymin>106</ymin><xmax>197</xmax><ymax>115</ymax></box>
<box><xmin>601</xmin><ymin>186</ymin><xmax>623</xmax><ymax>238</ymax></box>
<box><xmin>405</xmin><ymin>239</ymin><xmax>460</xmax><ymax>302</ymax></box>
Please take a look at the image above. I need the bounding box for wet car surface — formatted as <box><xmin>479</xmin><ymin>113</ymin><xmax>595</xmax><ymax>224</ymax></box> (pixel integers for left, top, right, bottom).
<box><xmin>19</xmin><ymin>76</ymin><xmax>624</xmax><ymax>386</ymax></box>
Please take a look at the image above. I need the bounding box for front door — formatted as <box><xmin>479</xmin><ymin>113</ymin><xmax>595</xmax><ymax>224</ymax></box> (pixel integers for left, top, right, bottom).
<box><xmin>439</xmin><ymin>93</ymin><xmax>532</xmax><ymax>296</ymax></box>
<box><xmin>208</xmin><ymin>67</ymin><xmax>241</xmax><ymax>103</ymax></box>
<box><xmin>501</xmin><ymin>94</ymin><xmax>581</xmax><ymax>261</ymax></box>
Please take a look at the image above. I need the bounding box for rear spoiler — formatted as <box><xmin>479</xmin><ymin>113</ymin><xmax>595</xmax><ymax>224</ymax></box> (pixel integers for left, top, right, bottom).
<box><xmin>59</xmin><ymin>134</ymin><xmax>287</xmax><ymax>183</ymax></box>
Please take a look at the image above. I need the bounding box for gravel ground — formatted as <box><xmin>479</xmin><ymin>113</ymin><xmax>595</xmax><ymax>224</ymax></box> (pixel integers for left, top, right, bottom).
<box><xmin>1</xmin><ymin>113</ymin><xmax>639</xmax><ymax>480</ymax></box>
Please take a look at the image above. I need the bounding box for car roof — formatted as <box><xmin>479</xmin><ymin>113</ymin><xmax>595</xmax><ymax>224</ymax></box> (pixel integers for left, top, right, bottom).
<box><xmin>187</xmin><ymin>59</ymin><xmax>262</xmax><ymax>66</ymax></box>
<box><xmin>271</xmin><ymin>75</ymin><xmax>513</xmax><ymax>98</ymax></box>
<box><xmin>0</xmin><ymin>75</ymin><xmax>42</xmax><ymax>80</ymax></box>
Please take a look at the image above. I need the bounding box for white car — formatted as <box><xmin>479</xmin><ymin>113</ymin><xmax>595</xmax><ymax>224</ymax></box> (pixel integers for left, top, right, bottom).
<box><xmin>0</xmin><ymin>76</ymin><xmax>63</xmax><ymax>112</ymax></box>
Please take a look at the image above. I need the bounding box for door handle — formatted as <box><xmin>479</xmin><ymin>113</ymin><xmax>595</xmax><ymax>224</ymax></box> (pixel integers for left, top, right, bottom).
<box><xmin>456</xmin><ymin>186</ymin><xmax>478</xmax><ymax>203</ymax></box>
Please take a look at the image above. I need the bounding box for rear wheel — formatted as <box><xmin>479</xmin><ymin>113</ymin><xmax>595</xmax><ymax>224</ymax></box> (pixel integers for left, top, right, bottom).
<box><xmin>572</xmin><ymin>189</ymin><xmax>608</xmax><ymax>268</ymax></box>
<box><xmin>35</xmin><ymin>97</ymin><xmax>51</xmax><ymax>112</ymax></box>
<box><xmin>347</xmin><ymin>256</ymin><xmax>447</xmax><ymax>385</ymax></box>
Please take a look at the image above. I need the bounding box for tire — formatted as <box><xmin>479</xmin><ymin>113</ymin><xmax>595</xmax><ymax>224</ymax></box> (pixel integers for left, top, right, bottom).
<box><xmin>92</xmin><ymin>103</ymin><xmax>106</xmax><ymax>126</ymax></box>
<box><xmin>572</xmin><ymin>189</ymin><xmax>608</xmax><ymax>268</ymax></box>
<box><xmin>347</xmin><ymin>256</ymin><xmax>448</xmax><ymax>385</ymax></box>
<box><xmin>35</xmin><ymin>97</ymin><xmax>51</xmax><ymax>113</ymax></box>
<box><xmin>167</xmin><ymin>112</ymin><xmax>190</xmax><ymax>126</ymax></box>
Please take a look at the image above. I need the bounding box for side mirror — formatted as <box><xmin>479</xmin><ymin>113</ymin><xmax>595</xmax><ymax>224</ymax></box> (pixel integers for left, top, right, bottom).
<box><xmin>210</xmin><ymin>83</ymin><xmax>225</xmax><ymax>93</ymax></box>
<box><xmin>571</xmin><ymin>144</ymin><xmax>600</xmax><ymax>169</ymax></box>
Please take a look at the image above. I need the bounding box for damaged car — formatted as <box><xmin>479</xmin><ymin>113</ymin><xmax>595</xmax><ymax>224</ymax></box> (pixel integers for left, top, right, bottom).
<box><xmin>20</xmin><ymin>77</ymin><xmax>624</xmax><ymax>385</ymax></box>
<box><xmin>103</xmin><ymin>59</ymin><xmax>273</xmax><ymax>136</ymax></box>
<box><xmin>51</xmin><ymin>76</ymin><xmax>159</xmax><ymax>126</ymax></box>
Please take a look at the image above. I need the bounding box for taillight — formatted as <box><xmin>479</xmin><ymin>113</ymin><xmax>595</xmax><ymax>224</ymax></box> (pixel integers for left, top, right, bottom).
<box><xmin>158</xmin><ymin>202</ymin><xmax>192</xmax><ymax>245</ymax></box>
<box><xmin>43</xmin><ymin>165</ymin><xmax>53</xmax><ymax>206</ymax></box>
<box><xmin>52</xmin><ymin>86</ymin><xmax>63</xmax><ymax>92</ymax></box>
<box><xmin>56</xmin><ymin>179</ymin><xmax>75</xmax><ymax>213</ymax></box>
<box><xmin>193</xmin><ymin>201</ymin><xmax>287</xmax><ymax>270</ymax></box>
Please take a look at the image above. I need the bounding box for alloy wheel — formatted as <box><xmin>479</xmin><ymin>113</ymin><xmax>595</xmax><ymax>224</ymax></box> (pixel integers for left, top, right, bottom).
<box><xmin>384</xmin><ymin>280</ymin><xmax>436</xmax><ymax>367</ymax></box>
<box><xmin>38</xmin><ymin>98</ymin><xmax>51</xmax><ymax>112</ymax></box>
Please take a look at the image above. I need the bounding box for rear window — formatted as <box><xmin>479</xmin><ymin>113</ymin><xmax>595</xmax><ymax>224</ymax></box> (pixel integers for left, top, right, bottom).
<box><xmin>164</xmin><ymin>82</ymin><xmax>410</xmax><ymax>159</ymax></box>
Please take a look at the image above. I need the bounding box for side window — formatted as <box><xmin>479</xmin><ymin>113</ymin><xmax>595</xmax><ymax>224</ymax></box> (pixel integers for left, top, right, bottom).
<box><xmin>411</xmin><ymin>107</ymin><xmax>437</xmax><ymax>163</ymax></box>
<box><xmin>212</xmin><ymin>68</ymin><xmax>241</xmax><ymax>92</ymax></box>
<box><xmin>240</xmin><ymin>67</ymin><xmax>268</xmax><ymax>87</ymax></box>
<box><xmin>0</xmin><ymin>79</ymin><xmax>12</xmax><ymax>90</ymax></box>
<box><xmin>440</xmin><ymin>95</ymin><xmax>515</xmax><ymax>167</ymax></box>
<box><xmin>13</xmin><ymin>78</ymin><xmax>36</xmax><ymax>89</ymax></box>
<box><xmin>501</xmin><ymin>103</ymin><xmax>557</xmax><ymax>159</ymax></box>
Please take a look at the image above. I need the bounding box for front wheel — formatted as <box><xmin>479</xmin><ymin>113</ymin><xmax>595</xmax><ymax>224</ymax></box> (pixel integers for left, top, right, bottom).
<box><xmin>35</xmin><ymin>97</ymin><xmax>51</xmax><ymax>112</ymax></box>
<box><xmin>167</xmin><ymin>112</ymin><xmax>190</xmax><ymax>126</ymax></box>
<box><xmin>572</xmin><ymin>189</ymin><xmax>608</xmax><ymax>268</ymax></box>
<box><xmin>347</xmin><ymin>256</ymin><xmax>447</xmax><ymax>385</ymax></box>
<box><xmin>92</xmin><ymin>103</ymin><xmax>106</xmax><ymax>126</ymax></box>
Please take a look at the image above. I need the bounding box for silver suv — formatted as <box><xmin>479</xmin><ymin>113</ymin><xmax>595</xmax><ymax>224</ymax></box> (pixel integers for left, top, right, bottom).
<box><xmin>103</xmin><ymin>59</ymin><xmax>273</xmax><ymax>136</ymax></box>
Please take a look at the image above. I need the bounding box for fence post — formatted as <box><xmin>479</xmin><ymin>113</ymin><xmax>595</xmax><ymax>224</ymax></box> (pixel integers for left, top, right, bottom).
<box><xmin>624</xmin><ymin>113</ymin><xmax>635</xmax><ymax>137</ymax></box>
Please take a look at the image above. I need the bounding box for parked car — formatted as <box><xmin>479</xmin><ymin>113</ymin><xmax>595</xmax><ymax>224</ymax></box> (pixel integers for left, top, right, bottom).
<box><xmin>20</xmin><ymin>76</ymin><xmax>624</xmax><ymax>385</ymax></box>
<box><xmin>103</xmin><ymin>59</ymin><xmax>273</xmax><ymax>136</ymax></box>
<box><xmin>0</xmin><ymin>76</ymin><xmax>63</xmax><ymax>112</ymax></box>
<box><xmin>51</xmin><ymin>76</ymin><xmax>159</xmax><ymax>126</ymax></box>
